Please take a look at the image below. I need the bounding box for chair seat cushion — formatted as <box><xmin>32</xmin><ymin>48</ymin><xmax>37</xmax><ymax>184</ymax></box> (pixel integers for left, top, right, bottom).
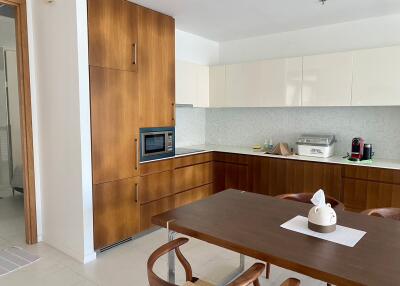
<box><xmin>182</xmin><ymin>279</ymin><xmax>214</xmax><ymax>286</ymax></box>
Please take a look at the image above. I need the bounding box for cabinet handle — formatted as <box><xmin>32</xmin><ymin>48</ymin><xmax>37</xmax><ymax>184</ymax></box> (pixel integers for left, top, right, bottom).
<box><xmin>171</xmin><ymin>103</ymin><xmax>175</xmax><ymax>122</ymax></box>
<box><xmin>135</xmin><ymin>183</ymin><xmax>139</xmax><ymax>203</ymax></box>
<box><xmin>132</xmin><ymin>43</ymin><xmax>137</xmax><ymax>65</ymax></box>
<box><xmin>135</xmin><ymin>138</ymin><xmax>139</xmax><ymax>170</ymax></box>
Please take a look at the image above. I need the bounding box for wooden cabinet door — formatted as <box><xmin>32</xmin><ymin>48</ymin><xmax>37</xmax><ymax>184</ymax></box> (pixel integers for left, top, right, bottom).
<box><xmin>93</xmin><ymin>177</ymin><xmax>140</xmax><ymax>249</ymax></box>
<box><xmin>88</xmin><ymin>0</ymin><xmax>138</xmax><ymax>72</ymax></box>
<box><xmin>174</xmin><ymin>184</ymin><xmax>213</xmax><ymax>209</ymax></box>
<box><xmin>140</xmin><ymin>196</ymin><xmax>174</xmax><ymax>232</ymax></box>
<box><xmin>138</xmin><ymin>6</ymin><xmax>175</xmax><ymax>127</ymax></box>
<box><xmin>214</xmin><ymin>162</ymin><xmax>249</xmax><ymax>193</ymax></box>
<box><xmin>90</xmin><ymin>67</ymin><xmax>140</xmax><ymax>184</ymax></box>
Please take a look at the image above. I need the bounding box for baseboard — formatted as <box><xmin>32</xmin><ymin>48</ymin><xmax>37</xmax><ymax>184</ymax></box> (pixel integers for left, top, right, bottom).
<box><xmin>83</xmin><ymin>251</ymin><xmax>96</xmax><ymax>264</ymax></box>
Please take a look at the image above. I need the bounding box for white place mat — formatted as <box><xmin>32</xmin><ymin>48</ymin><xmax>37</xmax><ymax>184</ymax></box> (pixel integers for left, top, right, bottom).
<box><xmin>280</xmin><ymin>216</ymin><xmax>366</xmax><ymax>247</ymax></box>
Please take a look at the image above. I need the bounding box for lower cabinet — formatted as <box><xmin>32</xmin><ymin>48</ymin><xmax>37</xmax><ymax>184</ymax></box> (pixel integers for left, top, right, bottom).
<box><xmin>214</xmin><ymin>153</ymin><xmax>249</xmax><ymax>192</ymax></box>
<box><xmin>93</xmin><ymin>177</ymin><xmax>140</xmax><ymax>250</ymax></box>
<box><xmin>140</xmin><ymin>196</ymin><xmax>174</xmax><ymax>231</ymax></box>
<box><xmin>174</xmin><ymin>184</ymin><xmax>213</xmax><ymax>208</ymax></box>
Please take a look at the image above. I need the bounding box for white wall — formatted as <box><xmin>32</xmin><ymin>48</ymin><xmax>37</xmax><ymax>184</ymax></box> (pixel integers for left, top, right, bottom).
<box><xmin>219</xmin><ymin>14</ymin><xmax>400</xmax><ymax>64</ymax></box>
<box><xmin>27</xmin><ymin>0</ymin><xmax>95</xmax><ymax>263</ymax></box>
<box><xmin>176</xmin><ymin>29</ymin><xmax>219</xmax><ymax>65</ymax></box>
<box><xmin>175</xmin><ymin>30</ymin><xmax>215</xmax><ymax>146</ymax></box>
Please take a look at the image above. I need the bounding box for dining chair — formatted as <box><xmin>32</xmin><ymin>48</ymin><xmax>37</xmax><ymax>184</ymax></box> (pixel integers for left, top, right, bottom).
<box><xmin>361</xmin><ymin>207</ymin><xmax>400</xmax><ymax>220</ymax></box>
<box><xmin>275</xmin><ymin>193</ymin><xmax>345</xmax><ymax>210</ymax></box>
<box><xmin>147</xmin><ymin>237</ymin><xmax>301</xmax><ymax>286</ymax></box>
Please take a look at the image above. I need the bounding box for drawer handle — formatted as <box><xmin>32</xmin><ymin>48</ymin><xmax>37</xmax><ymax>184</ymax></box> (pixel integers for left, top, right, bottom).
<box><xmin>135</xmin><ymin>183</ymin><xmax>139</xmax><ymax>203</ymax></box>
<box><xmin>132</xmin><ymin>43</ymin><xmax>137</xmax><ymax>65</ymax></box>
<box><xmin>171</xmin><ymin>103</ymin><xmax>175</xmax><ymax>121</ymax></box>
<box><xmin>135</xmin><ymin>138</ymin><xmax>139</xmax><ymax>171</ymax></box>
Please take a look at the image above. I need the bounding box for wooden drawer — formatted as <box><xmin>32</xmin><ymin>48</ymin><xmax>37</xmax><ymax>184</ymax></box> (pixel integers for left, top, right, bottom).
<box><xmin>174</xmin><ymin>152</ymin><xmax>213</xmax><ymax>168</ymax></box>
<box><xmin>344</xmin><ymin>165</ymin><xmax>400</xmax><ymax>185</ymax></box>
<box><xmin>213</xmin><ymin>152</ymin><xmax>249</xmax><ymax>165</ymax></box>
<box><xmin>174</xmin><ymin>184</ymin><xmax>213</xmax><ymax>209</ymax></box>
<box><xmin>343</xmin><ymin>178</ymin><xmax>400</xmax><ymax>212</ymax></box>
<box><xmin>140</xmin><ymin>196</ymin><xmax>174</xmax><ymax>232</ymax></box>
<box><xmin>139</xmin><ymin>170</ymin><xmax>173</xmax><ymax>204</ymax></box>
<box><xmin>140</xmin><ymin>159</ymin><xmax>173</xmax><ymax>176</ymax></box>
<box><xmin>174</xmin><ymin>162</ymin><xmax>213</xmax><ymax>193</ymax></box>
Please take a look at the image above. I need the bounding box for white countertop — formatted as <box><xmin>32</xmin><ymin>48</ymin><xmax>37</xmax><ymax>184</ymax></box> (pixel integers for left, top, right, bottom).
<box><xmin>181</xmin><ymin>144</ymin><xmax>400</xmax><ymax>171</ymax></box>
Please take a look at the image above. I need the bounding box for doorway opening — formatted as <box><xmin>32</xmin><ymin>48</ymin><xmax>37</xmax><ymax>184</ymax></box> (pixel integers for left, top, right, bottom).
<box><xmin>0</xmin><ymin>0</ymin><xmax>37</xmax><ymax>245</ymax></box>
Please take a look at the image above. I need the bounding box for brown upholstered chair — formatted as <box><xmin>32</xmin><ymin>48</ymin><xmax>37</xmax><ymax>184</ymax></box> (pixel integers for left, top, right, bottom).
<box><xmin>147</xmin><ymin>237</ymin><xmax>300</xmax><ymax>286</ymax></box>
<box><xmin>362</xmin><ymin>207</ymin><xmax>400</xmax><ymax>220</ymax></box>
<box><xmin>275</xmin><ymin>193</ymin><xmax>345</xmax><ymax>210</ymax></box>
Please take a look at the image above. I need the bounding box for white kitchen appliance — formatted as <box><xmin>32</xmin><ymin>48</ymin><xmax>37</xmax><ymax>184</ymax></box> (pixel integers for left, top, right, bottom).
<box><xmin>296</xmin><ymin>134</ymin><xmax>335</xmax><ymax>158</ymax></box>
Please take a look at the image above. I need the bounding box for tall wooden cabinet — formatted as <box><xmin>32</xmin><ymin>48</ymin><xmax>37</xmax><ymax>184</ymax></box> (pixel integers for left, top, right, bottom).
<box><xmin>88</xmin><ymin>0</ymin><xmax>175</xmax><ymax>250</ymax></box>
<box><xmin>138</xmin><ymin>7</ymin><xmax>175</xmax><ymax>127</ymax></box>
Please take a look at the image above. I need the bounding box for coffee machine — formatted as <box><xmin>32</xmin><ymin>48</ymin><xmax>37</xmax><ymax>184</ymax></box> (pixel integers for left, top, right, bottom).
<box><xmin>350</xmin><ymin>137</ymin><xmax>365</xmax><ymax>161</ymax></box>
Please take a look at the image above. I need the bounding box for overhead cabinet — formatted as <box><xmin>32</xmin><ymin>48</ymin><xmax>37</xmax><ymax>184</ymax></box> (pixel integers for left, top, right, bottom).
<box><xmin>352</xmin><ymin>46</ymin><xmax>400</xmax><ymax>106</ymax></box>
<box><xmin>88</xmin><ymin>0</ymin><xmax>138</xmax><ymax>71</ymax></box>
<box><xmin>208</xmin><ymin>46</ymin><xmax>400</xmax><ymax>107</ymax></box>
<box><xmin>302</xmin><ymin>52</ymin><xmax>353</xmax><ymax>106</ymax></box>
<box><xmin>176</xmin><ymin>61</ymin><xmax>209</xmax><ymax>107</ymax></box>
<box><xmin>225</xmin><ymin>58</ymin><xmax>302</xmax><ymax>107</ymax></box>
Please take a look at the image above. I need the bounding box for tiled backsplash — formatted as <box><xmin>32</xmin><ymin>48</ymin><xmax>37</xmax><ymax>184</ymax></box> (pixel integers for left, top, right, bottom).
<box><xmin>175</xmin><ymin>107</ymin><xmax>206</xmax><ymax>147</ymax></box>
<box><xmin>205</xmin><ymin>107</ymin><xmax>400</xmax><ymax>160</ymax></box>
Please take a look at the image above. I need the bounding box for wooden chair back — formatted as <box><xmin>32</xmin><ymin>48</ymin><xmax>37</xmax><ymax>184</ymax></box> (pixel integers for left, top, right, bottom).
<box><xmin>362</xmin><ymin>208</ymin><xmax>400</xmax><ymax>221</ymax></box>
<box><xmin>275</xmin><ymin>193</ymin><xmax>345</xmax><ymax>210</ymax></box>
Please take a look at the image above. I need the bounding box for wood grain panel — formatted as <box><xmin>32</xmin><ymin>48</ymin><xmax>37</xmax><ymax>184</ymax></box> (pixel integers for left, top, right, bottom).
<box><xmin>138</xmin><ymin>6</ymin><xmax>175</xmax><ymax>127</ymax></box>
<box><xmin>213</xmin><ymin>152</ymin><xmax>250</xmax><ymax>165</ymax></box>
<box><xmin>93</xmin><ymin>177</ymin><xmax>139</xmax><ymax>249</ymax></box>
<box><xmin>214</xmin><ymin>161</ymin><xmax>249</xmax><ymax>193</ymax></box>
<box><xmin>88</xmin><ymin>0</ymin><xmax>138</xmax><ymax>71</ymax></box>
<box><xmin>140</xmin><ymin>159</ymin><xmax>173</xmax><ymax>176</ymax></box>
<box><xmin>139</xmin><ymin>171</ymin><xmax>173</xmax><ymax>204</ymax></box>
<box><xmin>90</xmin><ymin>66</ymin><xmax>139</xmax><ymax>184</ymax></box>
<box><xmin>174</xmin><ymin>184</ymin><xmax>213</xmax><ymax>209</ymax></box>
<box><xmin>174</xmin><ymin>152</ymin><xmax>213</xmax><ymax>168</ymax></box>
<box><xmin>344</xmin><ymin>165</ymin><xmax>400</xmax><ymax>185</ymax></box>
<box><xmin>174</xmin><ymin>162</ymin><xmax>213</xmax><ymax>193</ymax></box>
<box><xmin>140</xmin><ymin>195</ymin><xmax>174</xmax><ymax>231</ymax></box>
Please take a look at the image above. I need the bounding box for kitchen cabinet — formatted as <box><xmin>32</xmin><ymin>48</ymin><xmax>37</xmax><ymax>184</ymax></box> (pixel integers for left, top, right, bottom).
<box><xmin>138</xmin><ymin>6</ymin><xmax>175</xmax><ymax>127</ymax></box>
<box><xmin>302</xmin><ymin>52</ymin><xmax>353</xmax><ymax>106</ymax></box>
<box><xmin>93</xmin><ymin>177</ymin><xmax>140</xmax><ymax>250</ymax></box>
<box><xmin>352</xmin><ymin>46</ymin><xmax>400</xmax><ymax>106</ymax></box>
<box><xmin>214</xmin><ymin>153</ymin><xmax>249</xmax><ymax>192</ymax></box>
<box><xmin>225</xmin><ymin>58</ymin><xmax>302</xmax><ymax>107</ymax></box>
<box><xmin>140</xmin><ymin>195</ymin><xmax>174</xmax><ymax>231</ymax></box>
<box><xmin>90</xmin><ymin>66</ymin><xmax>139</xmax><ymax>184</ymax></box>
<box><xmin>174</xmin><ymin>162</ymin><xmax>213</xmax><ymax>193</ymax></box>
<box><xmin>176</xmin><ymin>61</ymin><xmax>209</xmax><ymax>107</ymax></box>
<box><xmin>88</xmin><ymin>0</ymin><xmax>138</xmax><ymax>72</ymax></box>
<box><xmin>174</xmin><ymin>184</ymin><xmax>213</xmax><ymax>208</ymax></box>
<box><xmin>343</xmin><ymin>165</ymin><xmax>400</xmax><ymax>212</ymax></box>
<box><xmin>209</xmin><ymin>65</ymin><xmax>226</xmax><ymax>107</ymax></box>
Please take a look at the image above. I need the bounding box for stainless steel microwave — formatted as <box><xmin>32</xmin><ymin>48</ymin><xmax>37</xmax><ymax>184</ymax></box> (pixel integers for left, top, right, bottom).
<box><xmin>140</xmin><ymin>127</ymin><xmax>175</xmax><ymax>162</ymax></box>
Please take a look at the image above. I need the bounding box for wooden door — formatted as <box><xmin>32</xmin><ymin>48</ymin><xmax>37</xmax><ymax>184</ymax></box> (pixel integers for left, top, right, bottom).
<box><xmin>138</xmin><ymin>6</ymin><xmax>175</xmax><ymax>127</ymax></box>
<box><xmin>93</xmin><ymin>177</ymin><xmax>140</xmax><ymax>249</ymax></box>
<box><xmin>90</xmin><ymin>66</ymin><xmax>140</xmax><ymax>184</ymax></box>
<box><xmin>88</xmin><ymin>0</ymin><xmax>138</xmax><ymax>72</ymax></box>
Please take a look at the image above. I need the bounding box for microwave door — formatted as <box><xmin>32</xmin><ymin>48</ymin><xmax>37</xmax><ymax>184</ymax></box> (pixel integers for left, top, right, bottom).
<box><xmin>142</xmin><ymin>132</ymin><xmax>167</xmax><ymax>157</ymax></box>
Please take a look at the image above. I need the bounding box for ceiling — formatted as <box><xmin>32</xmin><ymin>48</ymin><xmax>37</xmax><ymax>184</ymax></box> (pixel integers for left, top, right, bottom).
<box><xmin>131</xmin><ymin>0</ymin><xmax>400</xmax><ymax>42</ymax></box>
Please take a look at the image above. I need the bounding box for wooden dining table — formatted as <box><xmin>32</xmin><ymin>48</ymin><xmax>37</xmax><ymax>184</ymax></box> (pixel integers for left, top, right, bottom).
<box><xmin>152</xmin><ymin>189</ymin><xmax>400</xmax><ymax>286</ymax></box>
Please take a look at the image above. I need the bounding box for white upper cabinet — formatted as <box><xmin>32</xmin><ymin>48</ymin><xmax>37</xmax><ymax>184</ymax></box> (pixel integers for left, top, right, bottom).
<box><xmin>225</xmin><ymin>58</ymin><xmax>302</xmax><ymax>107</ymax></box>
<box><xmin>302</xmin><ymin>52</ymin><xmax>353</xmax><ymax>107</ymax></box>
<box><xmin>209</xmin><ymin>65</ymin><xmax>226</xmax><ymax>107</ymax></box>
<box><xmin>176</xmin><ymin>60</ymin><xmax>210</xmax><ymax>107</ymax></box>
<box><xmin>352</xmin><ymin>46</ymin><xmax>400</xmax><ymax>106</ymax></box>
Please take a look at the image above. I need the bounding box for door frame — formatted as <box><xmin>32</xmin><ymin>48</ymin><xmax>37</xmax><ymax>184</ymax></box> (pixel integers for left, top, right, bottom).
<box><xmin>1</xmin><ymin>0</ymin><xmax>37</xmax><ymax>244</ymax></box>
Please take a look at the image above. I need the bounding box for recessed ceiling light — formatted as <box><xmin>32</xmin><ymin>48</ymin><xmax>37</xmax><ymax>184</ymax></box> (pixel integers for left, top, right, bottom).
<box><xmin>319</xmin><ymin>0</ymin><xmax>328</xmax><ymax>5</ymax></box>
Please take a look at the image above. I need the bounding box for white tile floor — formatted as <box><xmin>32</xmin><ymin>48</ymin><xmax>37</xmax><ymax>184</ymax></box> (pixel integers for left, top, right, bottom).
<box><xmin>0</xmin><ymin>190</ymin><xmax>326</xmax><ymax>286</ymax></box>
